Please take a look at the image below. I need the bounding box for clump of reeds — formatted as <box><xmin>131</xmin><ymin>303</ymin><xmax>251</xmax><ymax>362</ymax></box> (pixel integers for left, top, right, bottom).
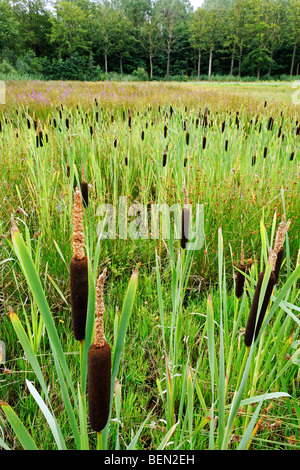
<box><xmin>87</xmin><ymin>268</ymin><xmax>111</xmax><ymax>433</ymax></box>
<box><xmin>69</xmin><ymin>187</ymin><xmax>88</xmax><ymax>341</ymax></box>
<box><xmin>235</xmin><ymin>241</ymin><xmax>246</xmax><ymax>299</ymax></box>
<box><xmin>244</xmin><ymin>217</ymin><xmax>290</xmax><ymax>346</ymax></box>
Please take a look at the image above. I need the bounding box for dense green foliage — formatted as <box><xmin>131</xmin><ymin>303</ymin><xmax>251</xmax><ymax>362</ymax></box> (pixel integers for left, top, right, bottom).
<box><xmin>0</xmin><ymin>0</ymin><xmax>300</xmax><ymax>81</ymax></box>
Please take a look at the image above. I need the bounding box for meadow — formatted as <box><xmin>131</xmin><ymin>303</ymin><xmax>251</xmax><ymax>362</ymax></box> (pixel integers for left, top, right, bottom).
<box><xmin>0</xmin><ymin>80</ymin><xmax>300</xmax><ymax>451</ymax></box>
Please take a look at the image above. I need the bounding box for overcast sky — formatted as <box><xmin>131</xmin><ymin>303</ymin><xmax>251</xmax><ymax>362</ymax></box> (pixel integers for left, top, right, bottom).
<box><xmin>189</xmin><ymin>0</ymin><xmax>204</xmax><ymax>10</ymax></box>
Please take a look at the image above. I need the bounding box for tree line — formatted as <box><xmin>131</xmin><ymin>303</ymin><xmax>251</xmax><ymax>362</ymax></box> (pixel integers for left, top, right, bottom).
<box><xmin>0</xmin><ymin>0</ymin><xmax>299</xmax><ymax>81</ymax></box>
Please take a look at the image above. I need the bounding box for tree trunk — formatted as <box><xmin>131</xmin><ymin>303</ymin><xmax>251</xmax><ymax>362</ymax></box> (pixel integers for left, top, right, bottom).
<box><xmin>150</xmin><ymin>54</ymin><xmax>153</xmax><ymax>80</ymax></box>
<box><xmin>238</xmin><ymin>43</ymin><xmax>243</xmax><ymax>77</ymax></box>
<box><xmin>105</xmin><ymin>52</ymin><xmax>108</xmax><ymax>76</ymax></box>
<box><xmin>230</xmin><ymin>36</ymin><xmax>237</xmax><ymax>76</ymax></box>
<box><xmin>166</xmin><ymin>34</ymin><xmax>172</xmax><ymax>81</ymax></box>
<box><xmin>230</xmin><ymin>50</ymin><xmax>235</xmax><ymax>77</ymax></box>
<box><xmin>197</xmin><ymin>47</ymin><xmax>201</xmax><ymax>80</ymax></box>
<box><xmin>257</xmin><ymin>62</ymin><xmax>261</xmax><ymax>80</ymax></box>
<box><xmin>268</xmin><ymin>45</ymin><xmax>274</xmax><ymax>78</ymax></box>
<box><xmin>208</xmin><ymin>46</ymin><xmax>213</xmax><ymax>79</ymax></box>
<box><xmin>290</xmin><ymin>43</ymin><xmax>297</xmax><ymax>77</ymax></box>
<box><xmin>166</xmin><ymin>50</ymin><xmax>170</xmax><ymax>81</ymax></box>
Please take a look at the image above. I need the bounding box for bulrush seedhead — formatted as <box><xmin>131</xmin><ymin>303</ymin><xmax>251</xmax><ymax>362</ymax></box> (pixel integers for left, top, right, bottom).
<box><xmin>235</xmin><ymin>241</ymin><xmax>246</xmax><ymax>299</ymax></box>
<box><xmin>81</xmin><ymin>163</ymin><xmax>88</xmax><ymax>208</ymax></box>
<box><xmin>181</xmin><ymin>181</ymin><xmax>190</xmax><ymax>250</ymax></box>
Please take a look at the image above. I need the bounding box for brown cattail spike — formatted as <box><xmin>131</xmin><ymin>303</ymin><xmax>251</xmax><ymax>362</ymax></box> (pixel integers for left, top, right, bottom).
<box><xmin>181</xmin><ymin>183</ymin><xmax>190</xmax><ymax>249</ymax></box>
<box><xmin>235</xmin><ymin>241</ymin><xmax>246</xmax><ymax>299</ymax></box>
<box><xmin>81</xmin><ymin>164</ymin><xmax>88</xmax><ymax>208</ymax></box>
<box><xmin>88</xmin><ymin>269</ymin><xmax>111</xmax><ymax>432</ymax></box>
<box><xmin>162</xmin><ymin>152</ymin><xmax>167</xmax><ymax>167</ymax></box>
<box><xmin>70</xmin><ymin>257</ymin><xmax>88</xmax><ymax>340</ymax></box>
<box><xmin>274</xmin><ymin>246</ymin><xmax>284</xmax><ymax>284</ymax></box>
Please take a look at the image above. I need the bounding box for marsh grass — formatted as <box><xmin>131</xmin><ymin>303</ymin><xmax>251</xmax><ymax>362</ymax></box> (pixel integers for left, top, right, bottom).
<box><xmin>0</xmin><ymin>81</ymin><xmax>300</xmax><ymax>450</ymax></box>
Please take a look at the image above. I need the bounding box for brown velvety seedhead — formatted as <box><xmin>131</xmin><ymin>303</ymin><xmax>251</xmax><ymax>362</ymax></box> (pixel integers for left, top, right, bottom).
<box><xmin>244</xmin><ymin>269</ymin><xmax>276</xmax><ymax>347</ymax></box>
<box><xmin>88</xmin><ymin>342</ymin><xmax>111</xmax><ymax>432</ymax></box>
<box><xmin>274</xmin><ymin>247</ymin><xmax>284</xmax><ymax>284</ymax></box>
<box><xmin>181</xmin><ymin>207</ymin><xmax>190</xmax><ymax>250</ymax></box>
<box><xmin>162</xmin><ymin>152</ymin><xmax>167</xmax><ymax>167</ymax></box>
<box><xmin>70</xmin><ymin>256</ymin><xmax>88</xmax><ymax>341</ymax></box>
<box><xmin>81</xmin><ymin>181</ymin><xmax>88</xmax><ymax>208</ymax></box>
<box><xmin>235</xmin><ymin>263</ymin><xmax>246</xmax><ymax>298</ymax></box>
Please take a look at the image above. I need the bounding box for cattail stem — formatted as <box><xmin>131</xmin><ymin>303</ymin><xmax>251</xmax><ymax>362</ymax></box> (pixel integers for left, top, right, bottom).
<box><xmin>235</xmin><ymin>345</ymin><xmax>250</xmax><ymax>392</ymax></box>
<box><xmin>96</xmin><ymin>431</ymin><xmax>102</xmax><ymax>450</ymax></box>
<box><xmin>79</xmin><ymin>338</ymin><xmax>84</xmax><ymax>386</ymax></box>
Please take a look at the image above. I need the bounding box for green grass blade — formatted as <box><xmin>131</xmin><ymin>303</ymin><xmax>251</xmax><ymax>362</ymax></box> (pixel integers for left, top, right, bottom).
<box><xmin>111</xmin><ymin>268</ymin><xmax>138</xmax><ymax>385</ymax></box>
<box><xmin>77</xmin><ymin>384</ymin><xmax>89</xmax><ymax>450</ymax></box>
<box><xmin>157</xmin><ymin>421</ymin><xmax>179</xmax><ymax>450</ymax></box>
<box><xmin>25</xmin><ymin>379</ymin><xmax>66</xmax><ymax>450</ymax></box>
<box><xmin>206</xmin><ymin>294</ymin><xmax>215</xmax><ymax>449</ymax></box>
<box><xmin>9</xmin><ymin>309</ymin><xmax>49</xmax><ymax>400</ymax></box>
<box><xmin>11</xmin><ymin>228</ymin><xmax>77</xmax><ymax>403</ymax></box>
<box><xmin>126</xmin><ymin>410</ymin><xmax>152</xmax><ymax>450</ymax></box>
<box><xmin>0</xmin><ymin>435</ymin><xmax>11</xmax><ymax>450</ymax></box>
<box><xmin>0</xmin><ymin>403</ymin><xmax>38</xmax><ymax>450</ymax></box>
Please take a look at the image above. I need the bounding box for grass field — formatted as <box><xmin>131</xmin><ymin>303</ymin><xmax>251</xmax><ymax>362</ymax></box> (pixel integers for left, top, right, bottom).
<box><xmin>0</xmin><ymin>80</ymin><xmax>300</xmax><ymax>451</ymax></box>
